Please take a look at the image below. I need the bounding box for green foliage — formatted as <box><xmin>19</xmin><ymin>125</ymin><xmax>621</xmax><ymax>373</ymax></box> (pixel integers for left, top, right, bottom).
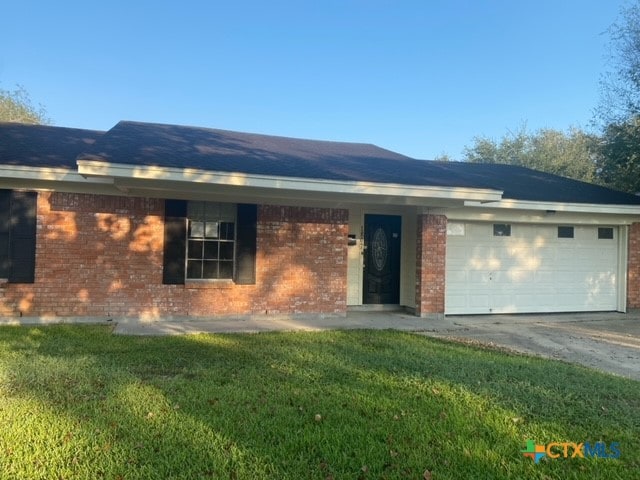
<box><xmin>0</xmin><ymin>85</ymin><xmax>50</xmax><ymax>124</ymax></box>
<box><xmin>463</xmin><ymin>126</ymin><xmax>598</xmax><ymax>183</ymax></box>
<box><xmin>433</xmin><ymin>153</ymin><xmax>453</xmax><ymax>162</ymax></box>
<box><xmin>597</xmin><ymin>116</ymin><xmax>640</xmax><ymax>194</ymax></box>
<box><xmin>0</xmin><ymin>326</ymin><xmax>638</xmax><ymax>479</ymax></box>
<box><xmin>597</xmin><ymin>0</ymin><xmax>640</xmax><ymax>124</ymax></box>
<box><xmin>593</xmin><ymin>2</ymin><xmax>640</xmax><ymax>194</ymax></box>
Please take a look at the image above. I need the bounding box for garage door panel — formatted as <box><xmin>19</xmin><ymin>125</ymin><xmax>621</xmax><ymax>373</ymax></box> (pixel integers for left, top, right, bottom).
<box><xmin>446</xmin><ymin>245</ymin><xmax>469</xmax><ymax>266</ymax></box>
<box><xmin>446</xmin><ymin>270</ymin><xmax>468</xmax><ymax>284</ymax></box>
<box><xmin>507</xmin><ymin>270</ymin><xmax>534</xmax><ymax>283</ymax></box>
<box><xmin>534</xmin><ymin>271</ymin><xmax>554</xmax><ymax>283</ymax></box>
<box><xmin>535</xmin><ymin>293</ymin><xmax>557</xmax><ymax>306</ymax></box>
<box><xmin>492</xmin><ymin>294</ymin><xmax>514</xmax><ymax>307</ymax></box>
<box><xmin>445</xmin><ymin>222</ymin><xmax>619</xmax><ymax>314</ymax></box>
<box><xmin>514</xmin><ymin>294</ymin><xmax>537</xmax><ymax>308</ymax></box>
<box><xmin>556</xmin><ymin>271</ymin><xmax>582</xmax><ymax>283</ymax></box>
<box><xmin>468</xmin><ymin>270</ymin><xmax>490</xmax><ymax>284</ymax></box>
<box><xmin>469</xmin><ymin>295</ymin><xmax>490</xmax><ymax>308</ymax></box>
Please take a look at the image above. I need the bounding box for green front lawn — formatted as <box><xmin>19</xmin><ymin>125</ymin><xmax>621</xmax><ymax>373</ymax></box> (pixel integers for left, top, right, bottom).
<box><xmin>0</xmin><ymin>326</ymin><xmax>637</xmax><ymax>479</ymax></box>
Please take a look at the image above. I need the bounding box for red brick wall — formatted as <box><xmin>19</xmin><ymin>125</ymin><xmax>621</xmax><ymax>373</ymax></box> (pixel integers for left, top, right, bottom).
<box><xmin>629</xmin><ymin>222</ymin><xmax>640</xmax><ymax>310</ymax></box>
<box><xmin>415</xmin><ymin>214</ymin><xmax>447</xmax><ymax>317</ymax></box>
<box><xmin>0</xmin><ymin>192</ymin><xmax>348</xmax><ymax>318</ymax></box>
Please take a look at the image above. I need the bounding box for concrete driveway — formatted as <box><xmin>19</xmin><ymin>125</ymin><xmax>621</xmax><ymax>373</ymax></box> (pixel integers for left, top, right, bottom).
<box><xmin>420</xmin><ymin>312</ymin><xmax>640</xmax><ymax>381</ymax></box>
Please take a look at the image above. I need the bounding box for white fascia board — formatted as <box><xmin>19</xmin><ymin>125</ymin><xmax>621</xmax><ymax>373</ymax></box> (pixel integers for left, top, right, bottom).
<box><xmin>0</xmin><ymin>164</ymin><xmax>113</xmax><ymax>184</ymax></box>
<box><xmin>463</xmin><ymin>199</ymin><xmax>640</xmax><ymax>216</ymax></box>
<box><xmin>76</xmin><ymin>160</ymin><xmax>504</xmax><ymax>202</ymax></box>
<box><xmin>447</xmin><ymin>209</ymin><xmax>639</xmax><ymax>226</ymax></box>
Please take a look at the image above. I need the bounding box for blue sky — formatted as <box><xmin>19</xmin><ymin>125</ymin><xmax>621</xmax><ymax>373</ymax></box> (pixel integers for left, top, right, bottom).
<box><xmin>0</xmin><ymin>1</ymin><xmax>626</xmax><ymax>159</ymax></box>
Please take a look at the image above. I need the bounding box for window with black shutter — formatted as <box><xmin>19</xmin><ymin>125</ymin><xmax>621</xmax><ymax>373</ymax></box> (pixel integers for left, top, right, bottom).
<box><xmin>162</xmin><ymin>200</ymin><xmax>257</xmax><ymax>285</ymax></box>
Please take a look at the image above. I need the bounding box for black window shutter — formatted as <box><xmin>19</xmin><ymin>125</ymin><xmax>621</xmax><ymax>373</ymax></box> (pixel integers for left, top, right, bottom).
<box><xmin>162</xmin><ymin>199</ymin><xmax>187</xmax><ymax>285</ymax></box>
<box><xmin>0</xmin><ymin>190</ymin><xmax>11</xmax><ymax>278</ymax></box>
<box><xmin>235</xmin><ymin>204</ymin><xmax>257</xmax><ymax>285</ymax></box>
<box><xmin>8</xmin><ymin>191</ymin><xmax>37</xmax><ymax>283</ymax></box>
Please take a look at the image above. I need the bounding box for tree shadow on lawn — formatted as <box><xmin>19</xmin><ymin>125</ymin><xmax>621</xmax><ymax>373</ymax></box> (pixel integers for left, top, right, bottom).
<box><xmin>0</xmin><ymin>325</ymin><xmax>638</xmax><ymax>479</ymax></box>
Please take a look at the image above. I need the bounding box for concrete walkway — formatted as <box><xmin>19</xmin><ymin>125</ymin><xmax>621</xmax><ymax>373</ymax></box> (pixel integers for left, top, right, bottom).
<box><xmin>112</xmin><ymin>311</ymin><xmax>433</xmax><ymax>335</ymax></box>
<box><xmin>1</xmin><ymin>310</ymin><xmax>638</xmax><ymax>380</ymax></box>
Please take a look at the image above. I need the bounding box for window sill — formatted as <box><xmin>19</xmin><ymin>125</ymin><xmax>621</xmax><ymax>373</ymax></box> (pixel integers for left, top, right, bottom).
<box><xmin>185</xmin><ymin>280</ymin><xmax>235</xmax><ymax>290</ymax></box>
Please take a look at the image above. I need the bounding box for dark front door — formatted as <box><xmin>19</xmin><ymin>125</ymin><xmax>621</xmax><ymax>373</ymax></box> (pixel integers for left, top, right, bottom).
<box><xmin>363</xmin><ymin>214</ymin><xmax>401</xmax><ymax>304</ymax></box>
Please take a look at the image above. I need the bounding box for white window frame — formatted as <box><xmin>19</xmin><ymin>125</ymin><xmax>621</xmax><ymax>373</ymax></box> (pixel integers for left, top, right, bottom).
<box><xmin>185</xmin><ymin>201</ymin><xmax>237</xmax><ymax>280</ymax></box>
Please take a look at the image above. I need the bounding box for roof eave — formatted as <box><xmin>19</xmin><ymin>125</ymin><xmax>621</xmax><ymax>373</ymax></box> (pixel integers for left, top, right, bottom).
<box><xmin>75</xmin><ymin>159</ymin><xmax>504</xmax><ymax>203</ymax></box>
<box><xmin>0</xmin><ymin>164</ymin><xmax>113</xmax><ymax>185</ymax></box>
<box><xmin>464</xmin><ymin>199</ymin><xmax>640</xmax><ymax>215</ymax></box>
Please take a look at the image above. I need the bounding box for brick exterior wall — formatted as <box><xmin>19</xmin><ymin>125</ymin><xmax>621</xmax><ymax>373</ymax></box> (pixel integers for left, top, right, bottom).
<box><xmin>0</xmin><ymin>192</ymin><xmax>348</xmax><ymax>318</ymax></box>
<box><xmin>629</xmin><ymin>222</ymin><xmax>640</xmax><ymax>310</ymax></box>
<box><xmin>415</xmin><ymin>214</ymin><xmax>447</xmax><ymax>318</ymax></box>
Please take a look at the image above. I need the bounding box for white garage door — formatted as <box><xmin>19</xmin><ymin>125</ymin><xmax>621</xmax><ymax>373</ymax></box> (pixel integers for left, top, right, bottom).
<box><xmin>445</xmin><ymin>223</ymin><xmax>619</xmax><ymax>314</ymax></box>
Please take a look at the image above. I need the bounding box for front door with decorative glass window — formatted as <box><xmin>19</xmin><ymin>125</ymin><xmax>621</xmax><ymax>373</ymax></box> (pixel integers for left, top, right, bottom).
<box><xmin>363</xmin><ymin>214</ymin><xmax>401</xmax><ymax>304</ymax></box>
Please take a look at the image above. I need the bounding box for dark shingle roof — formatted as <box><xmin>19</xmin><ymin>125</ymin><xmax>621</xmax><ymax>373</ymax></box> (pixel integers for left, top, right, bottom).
<box><xmin>80</xmin><ymin>120</ymin><xmax>427</xmax><ymax>183</ymax></box>
<box><xmin>78</xmin><ymin>121</ymin><xmax>640</xmax><ymax>205</ymax></box>
<box><xmin>418</xmin><ymin>162</ymin><xmax>640</xmax><ymax>205</ymax></box>
<box><xmin>0</xmin><ymin>122</ymin><xmax>103</xmax><ymax>169</ymax></box>
<box><xmin>1</xmin><ymin>120</ymin><xmax>639</xmax><ymax>206</ymax></box>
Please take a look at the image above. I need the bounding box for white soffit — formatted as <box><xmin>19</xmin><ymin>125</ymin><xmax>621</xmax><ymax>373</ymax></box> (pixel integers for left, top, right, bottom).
<box><xmin>75</xmin><ymin>160</ymin><xmax>504</xmax><ymax>203</ymax></box>
<box><xmin>0</xmin><ymin>164</ymin><xmax>112</xmax><ymax>184</ymax></box>
<box><xmin>463</xmin><ymin>199</ymin><xmax>640</xmax><ymax>216</ymax></box>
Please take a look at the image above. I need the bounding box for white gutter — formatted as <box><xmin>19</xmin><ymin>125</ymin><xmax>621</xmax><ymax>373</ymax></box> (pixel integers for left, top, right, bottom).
<box><xmin>464</xmin><ymin>199</ymin><xmax>640</xmax><ymax>216</ymax></box>
<box><xmin>76</xmin><ymin>160</ymin><xmax>504</xmax><ymax>202</ymax></box>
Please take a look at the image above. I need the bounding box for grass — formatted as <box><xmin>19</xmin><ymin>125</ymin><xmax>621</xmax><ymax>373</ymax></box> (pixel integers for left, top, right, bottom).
<box><xmin>0</xmin><ymin>326</ymin><xmax>638</xmax><ymax>479</ymax></box>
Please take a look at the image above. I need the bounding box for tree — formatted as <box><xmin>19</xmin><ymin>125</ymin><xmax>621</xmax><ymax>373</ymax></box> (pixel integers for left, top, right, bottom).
<box><xmin>0</xmin><ymin>85</ymin><xmax>49</xmax><ymax>124</ymax></box>
<box><xmin>597</xmin><ymin>1</ymin><xmax>640</xmax><ymax>124</ymax></box>
<box><xmin>463</xmin><ymin>126</ymin><xmax>598</xmax><ymax>183</ymax></box>
<box><xmin>433</xmin><ymin>153</ymin><xmax>453</xmax><ymax>162</ymax></box>
<box><xmin>592</xmin><ymin>2</ymin><xmax>640</xmax><ymax>194</ymax></box>
<box><xmin>596</xmin><ymin>117</ymin><xmax>640</xmax><ymax>194</ymax></box>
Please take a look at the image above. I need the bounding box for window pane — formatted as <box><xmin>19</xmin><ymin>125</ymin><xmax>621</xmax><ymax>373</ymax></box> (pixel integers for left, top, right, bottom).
<box><xmin>598</xmin><ymin>227</ymin><xmax>614</xmax><ymax>239</ymax></box>
<box><xmin>219</xmin><ymin>242</ymin><xmax>234</xmax><ymax>260</ymax></box>
<box><xmin>202</xmin><ymin>261</ymin><xmax>218</xmax><ymax>279</ymax></box>
<box><xmin>493</xmin><ymin>224</ymin><xmax>511</xmax><ymax>237</ymax></box>
<box><xmin>219</xmin><ymin>261</ymin><xmax>233</xmax><ymax>279</ymax></box>
<box><xmin>190</xmin><ymin>221</ymin><xmax>205</xmax><ymax>238</ymax></box>
<box><xmin>186</xmin><ymin>201</ymin><xmax>237</xmax><ymax>281</ymax></box>
<box><xmin>188</xmin><ymin>240</ymin><xmax>203</xmax><ymax>259</ymax></box>
<box><xmin>447</xmin><ymin>222</ymin><xmax>465</xmax><ymax>236</ymax></box>
<box><xmin>187</xmin><ymin>260</ymin><xmax>202</xmax><ymax>279</ymax></box>
<box><xmin>203</xmin><ymin>241</ymin><xmax>219</xmax><ymax>259</ymax></box>
<box><xmin>558</xmin><ymin>226</ymin><xmax>574</xmax><ymax>238</ymax></box>
<box><xmin>220</xmin><ymin>222</ymin><xmax>235</xmax><ymax>240</ymax></box>
<box><xmin>205</xmin><ymin>221</ymin><xmax>219</xmax><ymax>238</ymax></box>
